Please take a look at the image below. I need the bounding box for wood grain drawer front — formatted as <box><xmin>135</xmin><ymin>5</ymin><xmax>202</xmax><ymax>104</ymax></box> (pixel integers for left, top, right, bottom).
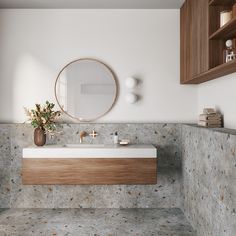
<box><xmin>22</xmin><ymin>158</ymin><xmax>157</xmax><ymax>185</ymax></box>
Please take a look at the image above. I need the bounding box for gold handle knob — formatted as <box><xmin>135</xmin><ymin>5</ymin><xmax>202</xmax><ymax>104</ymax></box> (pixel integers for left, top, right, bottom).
<box><xmin>89</xmin><ymin>130</ymin><xmax>98</xmax><ymax>138</ymax></box>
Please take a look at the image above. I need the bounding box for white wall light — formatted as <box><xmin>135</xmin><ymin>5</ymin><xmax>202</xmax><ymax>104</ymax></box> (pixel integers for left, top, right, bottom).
<box><xmin>125</xmin><ymin>77</ymin><xmax>138</xmax><ymax>89</ymax></box>
<box><xmin>125</xmin><ymin>93</ymin><xmax>138</xmax><ymax>104</ymax></box>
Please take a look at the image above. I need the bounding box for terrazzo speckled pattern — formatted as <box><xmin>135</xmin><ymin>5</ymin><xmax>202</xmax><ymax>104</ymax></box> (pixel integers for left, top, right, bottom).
<box><xmin>0</xmin><ymin>125</ymin><xmax>11</xmax><ymax>208</ymax></box>
<box><xmin>0</xmin><ymin>123</ymin><xmax>182</xmax><ymax>208</ymax></box>
<box><xmin>0</xmin><ymin>208</ymin><xmax>196</xmax><ymax>236</ymax></box>
<box><xmin>2</xmin><ymin>123</ymin><xmax>235</xmax><ymax>234</ymax></box>
<box><xmin>182</xmin><ymin>125</ymin><xmax>236</xmax><ymax>236</ymax></box>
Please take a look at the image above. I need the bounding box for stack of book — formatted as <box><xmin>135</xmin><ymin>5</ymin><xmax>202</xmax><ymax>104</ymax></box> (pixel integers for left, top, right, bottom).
<box><xmin>198</xmin><ymin>109</ymin><xmax>222</xmax><ymax>128</ymax></box>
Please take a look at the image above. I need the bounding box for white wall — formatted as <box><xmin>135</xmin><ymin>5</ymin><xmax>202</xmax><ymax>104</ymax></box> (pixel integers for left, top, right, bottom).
<box><xmin>198</xmin><ymin>73</ymin><xmax>236</xmax><ymax>129</ymax></box>
<box><xmin>0</xmin><ymin>9</ymin><xmax>197</xmax><ymax>123</ymax></box>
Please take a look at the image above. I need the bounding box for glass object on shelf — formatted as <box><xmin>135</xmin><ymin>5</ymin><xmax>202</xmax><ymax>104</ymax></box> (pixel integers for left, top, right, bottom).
<box><xmin>220</xmin><ymin>10</ymin><xmax>232</xmax><ymax>27</ymax></box>
<box><xmin>223</xmin><ymin>39</ymin><xmax>236</xmax><ymax>63</ymax></box>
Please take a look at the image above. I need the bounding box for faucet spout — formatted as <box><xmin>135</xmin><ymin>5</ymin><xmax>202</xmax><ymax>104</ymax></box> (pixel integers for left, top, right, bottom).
<box><xmin>79</xmin><ymin>131</ymin><xmax>87</xmax><ymax>143</ymax></box>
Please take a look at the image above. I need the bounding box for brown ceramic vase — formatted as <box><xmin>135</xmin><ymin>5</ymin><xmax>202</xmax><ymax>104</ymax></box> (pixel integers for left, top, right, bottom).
<box><xmin>34</xmin><ymin>127</ymin><xmax>46</xmax><ymax>146</ymax></box>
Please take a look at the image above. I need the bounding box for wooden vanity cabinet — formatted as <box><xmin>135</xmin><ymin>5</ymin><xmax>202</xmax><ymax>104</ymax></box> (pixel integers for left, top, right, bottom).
<box><xmin>22</xmin><ymin>158</ymin><xmax>157</xmax><ymax>185</ymax></box>
<box><xmin>22</xmin><ymin>145</ymin><xmax>157</xmax><ymax>185</ymax></box>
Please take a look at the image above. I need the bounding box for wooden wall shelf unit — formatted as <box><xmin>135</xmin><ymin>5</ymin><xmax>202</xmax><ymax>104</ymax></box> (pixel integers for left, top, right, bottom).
<box><xmin>181</xmin><ymin>0</ymin><xmax>236</xmax><ymax>84</ymax></box>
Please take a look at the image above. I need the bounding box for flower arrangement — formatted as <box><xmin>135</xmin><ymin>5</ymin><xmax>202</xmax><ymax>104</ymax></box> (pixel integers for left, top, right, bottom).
<box><xmin>24</xmin><ymin>101</ymin><xmax>61</xmax><ymax>135</ymax></box>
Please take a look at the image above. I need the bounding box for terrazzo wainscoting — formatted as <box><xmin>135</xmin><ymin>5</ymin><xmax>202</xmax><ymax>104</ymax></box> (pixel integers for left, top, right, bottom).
<box><xmin>0</xmin><ymin>123</ymin><xmax>197</xmax><ymax>235</ymax></box>
<box><xmin>0</xmin><ymin>123</ymin><xmax>235</xmax><ymax>235</ymax></box>
<box><xmin>182</xmin><ymin>125</ymin><xmax>236</xmax><ymax>236</ymax></box>
<box><xmin>0</xmin><ymin>123</ymin><xmax>182</xmax><ymax>209</ymax></box>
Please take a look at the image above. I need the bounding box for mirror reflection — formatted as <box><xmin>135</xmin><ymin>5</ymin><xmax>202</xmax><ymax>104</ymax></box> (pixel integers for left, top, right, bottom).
<box><xmin>55</xmin><ymin>59</ymin><xmax>117</xmax><ymax>121</ymax></box>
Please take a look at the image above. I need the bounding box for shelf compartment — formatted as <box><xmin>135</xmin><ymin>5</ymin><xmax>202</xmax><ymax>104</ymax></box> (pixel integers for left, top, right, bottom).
<box><xmin>209</xmin><ymin>0</ymin><xmax>236</xmax><ymax>6</ymax></box>
<box><xmin>209</xmin><ymin>17</ymin><xmax>236</xmax><ymax>40</ymax></box>
<box><xmin>182</xmin><ymin>60</ymin><xmax>236</xmax><ymax>84</ymax></box>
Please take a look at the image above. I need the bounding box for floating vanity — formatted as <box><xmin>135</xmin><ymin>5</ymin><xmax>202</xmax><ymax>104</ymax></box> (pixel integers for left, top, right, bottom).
<box><xmin>22</xmin><ymin>144</ymin><xmax>157</xmax><ymax>185</ymax></box>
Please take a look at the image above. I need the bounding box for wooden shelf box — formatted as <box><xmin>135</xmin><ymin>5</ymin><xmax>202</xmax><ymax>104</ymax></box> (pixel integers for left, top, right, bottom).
<box><xmin>180</xmin><ymin>0</ymin><xmax>236</xmax><ymax>84</ymax></box>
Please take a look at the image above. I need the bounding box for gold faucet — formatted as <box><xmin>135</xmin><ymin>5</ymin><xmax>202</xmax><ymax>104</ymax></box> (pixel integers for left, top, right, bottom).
<box><xmin>79</xmin><ymin>131</ymin><xmax>87</xmax><ymax>143</ymax></box>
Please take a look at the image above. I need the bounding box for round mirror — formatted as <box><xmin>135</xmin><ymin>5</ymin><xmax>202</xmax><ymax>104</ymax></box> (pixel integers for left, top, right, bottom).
<box><xmin>55</xmin><ymin>58</ymin><xmax>117</xmax><ymax>121</ymax></box>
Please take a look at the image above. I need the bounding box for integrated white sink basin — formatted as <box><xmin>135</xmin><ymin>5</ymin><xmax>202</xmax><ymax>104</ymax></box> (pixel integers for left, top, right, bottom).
<box><xmin>22</xmin><ymin>144</ymin><xmax>157</xmax><ymax>185</ymax></box>
<box><xmin>23</xmin><ymin>144</ymin><xmax>157</xmax><ymax>158</ymax></box>
<box><xmin>65</xmin><ymin>144</ymin><xmax>105</xmax><ymax>148</ymax></box>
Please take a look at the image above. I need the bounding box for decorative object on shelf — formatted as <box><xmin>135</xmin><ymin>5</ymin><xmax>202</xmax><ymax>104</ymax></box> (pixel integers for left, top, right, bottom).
<box><xmin>203</xmin><ymin>108</ymin><xmax>215</xmax><ymax>115</ymax></box>
<box><xmin>223</xmin><ymin>39</ymin><xmax>236</xmax><ymax>63</ymax></box>
<box><xmin>198</xmin><ymin>108</ymin><xmax>222</xmax><ymax>128</ymax></box>
<box><xmin>125</xmin><ymin>93</ymin><xmax>138</xmax><ymax>104</ymax></box>
<box><xmin>125</xmin><ymin>77</ymin><xmax>138</xmax><ymax>89</ymax></box>
<box><xmin>24</xmin><ymin>101</ymin><xmax>61</xmax><ymax>146</ymax></box>
<box><xmin>220</xmin><ymin>10</ymin><xmax>232</xmax><ymax>27</ymax></box>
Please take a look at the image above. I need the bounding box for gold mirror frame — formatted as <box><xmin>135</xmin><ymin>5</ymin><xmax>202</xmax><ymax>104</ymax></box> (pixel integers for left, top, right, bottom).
<box><xmin>54</xmin><ymin>58</ymin><xmax>118</xmax><ymax>122</ymax></box>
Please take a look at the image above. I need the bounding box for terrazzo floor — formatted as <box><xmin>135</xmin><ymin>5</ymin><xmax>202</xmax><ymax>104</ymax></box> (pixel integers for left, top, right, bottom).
<box><xmin>0</xmin><ymin>208</ymin><xmax>196</xmax><ymax>236</ymax></box>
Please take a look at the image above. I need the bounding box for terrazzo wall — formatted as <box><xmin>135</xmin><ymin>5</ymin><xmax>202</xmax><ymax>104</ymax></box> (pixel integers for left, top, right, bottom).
<box><xmin>0</xmin><ymin>123</ymin><xmax>182</xmax><ymax>208</ymax></box>
<box><xmin>1</xmin><ymin>123</ymin><xmax>235</xmax><ymax>234</ymax></box>
<box><xmin>182</xmin><ymin>125</ymin><xmax>236</xmax><ymax>236</ymax></box>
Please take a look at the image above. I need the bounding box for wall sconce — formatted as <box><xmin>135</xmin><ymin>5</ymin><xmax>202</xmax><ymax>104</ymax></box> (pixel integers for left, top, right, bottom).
<box><xmin>125</xmin><ymin>93</ymin><xmax>138</xmax><ymax>104</ymax></box>
<box><xmin>125</xmin><ymin>77</ymin><xmax>138</xmax><ymax>89</ymax></box>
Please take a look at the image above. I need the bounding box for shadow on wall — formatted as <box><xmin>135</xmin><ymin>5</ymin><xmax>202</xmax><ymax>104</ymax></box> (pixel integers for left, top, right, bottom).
<box><xmin>0</xmin><ymin>17</ymin><xmax>14</xmax><ymax>123</ymax></box>
<box><xmin>12</xmin><ymin>53</ymin><xmax>58</xmax><ymax>122</ymax></box>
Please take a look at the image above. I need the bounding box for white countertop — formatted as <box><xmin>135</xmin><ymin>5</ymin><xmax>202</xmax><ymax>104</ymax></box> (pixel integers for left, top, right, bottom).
<box><xmin>23</xmin><ymin>144</ymin><xmax>157</xmax><ymax>158</ymax></box>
